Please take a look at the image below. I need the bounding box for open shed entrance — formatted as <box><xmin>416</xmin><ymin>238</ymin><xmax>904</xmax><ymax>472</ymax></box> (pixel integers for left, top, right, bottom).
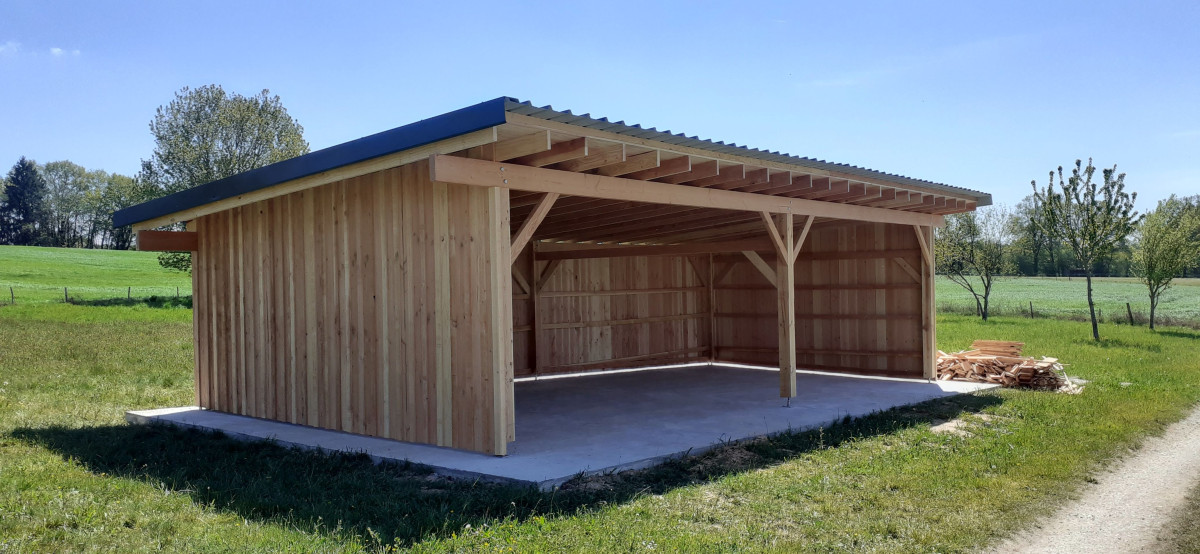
<box><xmin>122</xmin><ymin>97</ymin><xmax>985</xmax><ymax>458</ymax></box>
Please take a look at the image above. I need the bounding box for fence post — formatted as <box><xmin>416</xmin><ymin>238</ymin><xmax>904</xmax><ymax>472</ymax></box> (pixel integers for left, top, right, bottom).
<box><xmin>176</xmin><ymin>286</ymin><xmax>179</xmax><ymax>299</ymax></box>
<box><xmin>1127</xmin><ymin>302</ymin><xmax>1135</xmax><ymax>326</ymax></box>
<box><xmin>64</xmin><ymin>287</ymin><xmax>68</xmax><ymax>303</ymax></box>
<box><xmin>127</xmin><ymin>287</ymin><xmax>131</xmax><ymax>300</ymax></box>
<box><xmin>1029</xmin><ymin>301</ymin><xmax>1034</xmax><ymax>318</ymax></box>
<box><xmin>8</xmin><ymin>286</ymin><xmax>12</xmax><ymax>305</ymax></box>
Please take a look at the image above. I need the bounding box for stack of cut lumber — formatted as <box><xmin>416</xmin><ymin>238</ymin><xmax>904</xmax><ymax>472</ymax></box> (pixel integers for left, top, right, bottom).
<box><xmin>936</xmin><ymin>340</ymin><xmax>1075</xmax><ymax>391</ymax></box>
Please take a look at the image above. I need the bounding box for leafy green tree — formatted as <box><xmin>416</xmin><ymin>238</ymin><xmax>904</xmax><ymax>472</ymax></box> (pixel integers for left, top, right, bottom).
<box><xmin>84</xmin><ymin>173</ymin><xmax>156</xmax><ymax>250</ymax></box>
<box><xmin>1032</xmin><ymin>159</ymin><xmax>1140</xmax><ymax>340</ymax></box>
<box><xmin>1132</xmin><ymin>196</ymin><xmax>1200</xmax><ymax>329</ymax></box>
<box><xmin>0</xmin><ymin>157</ymin><xmax>50</xmax><ymax>245</ymax></box>
<box><xmin>1007</xmin><ymin>195</ymin><xmax>1054</xmax><ymax>276</ymax></box>
<box><xmin>42</xmin><ymin>160</ymin><xmax>104</xmax><ymax>247</ymax></box>
<box><xmin>935</xmin><ymin>205</ymin><xmax>1012</xmax><ymax>320</ymax></box>
<box><xmin>139</xmin><ymin>85</ymin><xmax>310</xmax><ymax>271</ymax></box>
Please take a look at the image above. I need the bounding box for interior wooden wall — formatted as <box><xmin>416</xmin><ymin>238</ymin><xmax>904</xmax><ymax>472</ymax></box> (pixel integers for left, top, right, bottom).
<box><xmin>713</xmin><ymin>221</ymin><xmax>925</xmax><ymax>377</ymax></box>
<box><xmin>511</xmin><ymin>253</ymin><xmax>710</xmax><ymax>375</ymax></box>
<box><xmin>192</xmin><ymin>159</ymin><xmax>514</xmax><ymax>455</ymax></box>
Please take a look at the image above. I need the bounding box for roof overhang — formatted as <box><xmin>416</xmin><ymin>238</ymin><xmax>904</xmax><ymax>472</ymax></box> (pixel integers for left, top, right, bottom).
<box><xmin>114</xmin><ymin>96</ymin><xmax>991</xmax><ymax>235</ymax></box>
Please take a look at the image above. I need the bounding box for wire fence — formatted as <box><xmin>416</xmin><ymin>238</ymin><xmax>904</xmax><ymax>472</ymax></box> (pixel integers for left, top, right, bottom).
<box><xmin>0</xmin><ymin>285</ymin><xmax>193</xmax><ymax>308</ymax></box>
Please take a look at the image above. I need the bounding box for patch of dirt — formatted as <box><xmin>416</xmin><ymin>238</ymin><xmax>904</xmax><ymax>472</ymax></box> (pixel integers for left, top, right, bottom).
<box><xmin>930</xmin><ymin>413</ymin><xmax>1002</xmax><ymax>437</ymax></box>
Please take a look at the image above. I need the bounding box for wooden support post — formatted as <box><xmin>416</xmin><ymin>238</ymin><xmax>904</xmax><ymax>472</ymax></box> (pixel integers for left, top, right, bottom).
<box><xmin>916</xmin><ymin>225</ymin><xmax>936</xmax><ymax>380</ymax></box>
<box><xmin>708</xmin><ymin>253</ymin><xmax>716</xmax><ymax>362</ymax></box>
<box><xmin>531</xmin><ymin>246</ymin><xmax>543</xmax><ymax>375</ymax></box>
<box><xmin>775</xmin><ymin>213</ymin><xmax>797</xmax><ymax>398</ymax></box>
<box><xmin>486</xmin><ymin>186</ymin><xmax>514</xmax><ymax>453</ymax></box>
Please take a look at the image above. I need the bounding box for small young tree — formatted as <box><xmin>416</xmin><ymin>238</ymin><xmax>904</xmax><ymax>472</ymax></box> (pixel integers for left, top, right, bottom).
<box><xmin>1032</xmin><ymin>159</ymin><xmax>1140</xmax><ymax>340</ymax></box>
<box><xmin>1133</xmin><ymin>196</ymin><xmax>1200</xmax><ymax>329</ymax></box>
<box><xmin>935</xmin><ymin>205</ymin><xmax>1012</xmax><ymax>320</ymax></box>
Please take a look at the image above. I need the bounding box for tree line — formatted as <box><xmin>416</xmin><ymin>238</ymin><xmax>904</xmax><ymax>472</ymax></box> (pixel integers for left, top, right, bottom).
<box><xmin>1</xmin><ymin>84</ymin><xmax>308</xmax><ymax>267</ymax></box>
<box><xmin>937</xmin><ymin>159</ymin><xmax>1200</xmax><ymax>337</ymax></box>
<box><xmin>0</xmin><ymin>158</ymin><xmax>154</xmax><ymax>249</ymax></box>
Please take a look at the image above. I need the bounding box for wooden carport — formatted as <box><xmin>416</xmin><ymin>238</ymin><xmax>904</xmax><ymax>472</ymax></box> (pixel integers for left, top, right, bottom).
<box><xmin>117</xmin><ymin>97</ymin><xmax>990</xmax><ymax>456</ymax></box>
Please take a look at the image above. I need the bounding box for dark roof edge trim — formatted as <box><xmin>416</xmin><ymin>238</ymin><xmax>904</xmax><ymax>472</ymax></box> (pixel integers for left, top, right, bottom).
<box><xmin>113</xmin><ymin>97</ymin><xmax>509</xmax><ymax>228</ymax></box>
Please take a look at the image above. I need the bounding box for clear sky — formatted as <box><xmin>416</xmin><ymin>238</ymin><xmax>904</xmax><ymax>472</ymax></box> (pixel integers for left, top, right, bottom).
<box><xmin>2</xmin><ymin>1</ymin><xmax>1197</xmax><ymax>211</ymax></box>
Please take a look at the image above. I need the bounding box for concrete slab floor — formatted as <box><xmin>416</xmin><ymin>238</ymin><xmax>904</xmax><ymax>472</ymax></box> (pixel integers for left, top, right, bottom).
<box><xmin>127</xmin><ymin>364</ymin><xmax>994</xmax><ymax>490</ymax></box>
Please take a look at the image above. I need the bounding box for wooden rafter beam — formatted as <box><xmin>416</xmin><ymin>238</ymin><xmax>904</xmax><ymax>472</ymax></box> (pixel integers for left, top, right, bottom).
<box><xmin>510</xmin><ymin>192</ymin><xmax>559</xmax><ymax>264</ymax></box>
<box><xmin>656</xmin><ymin>159</ymin><xmax>718</xmax><ymax>184</ymax></box>
<box><xmin>690</xmin><ymin>164</ymin><xmax>747</xmax><ymax>188</ymax></box>
<box><xmin>594</xmin><ymin>150</ymin><xmax>660</xmax><ymax>177</ymax></box>
<box><xmin>510</xmin><ymin>137</ymin><xmax>589</xmax><ymax>167</ymax></box>
<box><xmin>760</xmin><ymin>212</ymin><xmax>787</xmax><ymax>257</ymax></box>
<box><xmin>428</xmin><ymin>155</ymin><xmax>943</xmax><ymax>227</ymax></box>
<box><xmin>730</xmin><ymin>169</ymin><xmax>785</xmax><ymax>193</ymax></box>
<box><xmin>495</xmin><ymin>131</ymin><xmax>551</xmax><ymax>161</ymax></box>
<box><xmin>550</xmin><ymin>143</ymin><xmax>624</xmax><ymax>172</ymax></box>
<box><xmin>625</xmin><ymin>155</ymin><xmax>691</xmax><ymax>181</ymax></box>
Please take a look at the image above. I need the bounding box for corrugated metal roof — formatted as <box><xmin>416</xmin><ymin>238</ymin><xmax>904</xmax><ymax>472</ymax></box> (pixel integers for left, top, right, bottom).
<box><xmin>503</xmin><ymin>97</ymin><xmax>991</xmax><ymax>206</ymax></box>
<box><xmin>114</xmin><ymin>95</ymin><xmax>989</xmax><ymax>228</ymax></box>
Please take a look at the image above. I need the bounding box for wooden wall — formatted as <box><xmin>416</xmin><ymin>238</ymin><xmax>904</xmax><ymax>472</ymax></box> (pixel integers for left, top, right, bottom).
<box><xmin>713</xmin><ymin>221</ymin><xmax>926</xmax><ymax>377</ymax></box>
<box><xmin>512</xmin><ymin>253</ymin><xmax>710</xmax><ymax>375</ymax></box>
<box><xmin>191</xmin><ymin>159</ymin><xmax>514</xmax><ymax>455</ymax></box>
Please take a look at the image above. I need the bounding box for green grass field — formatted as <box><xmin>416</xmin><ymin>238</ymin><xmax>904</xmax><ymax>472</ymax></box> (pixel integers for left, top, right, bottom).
<box><xmin>937</xmin><ymin>275</ymin><xmax>1200</xmax><ymax>324</ymax></box>
<box><xmin>3</xmin><ymin>247</ymin><xmax>1200</xmax><ymax>552</ymax></box>
<box><xmin>0</xmin><ymin>245</ymin><xmax>192</xmax><ymax>304</ymax></box>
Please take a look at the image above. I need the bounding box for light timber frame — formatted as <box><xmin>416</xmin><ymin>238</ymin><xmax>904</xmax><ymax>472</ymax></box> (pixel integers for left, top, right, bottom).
<box><xmin>162</xmin><ymin>114</ymin><xmax>962</xmax><ymax>456</ymax></box>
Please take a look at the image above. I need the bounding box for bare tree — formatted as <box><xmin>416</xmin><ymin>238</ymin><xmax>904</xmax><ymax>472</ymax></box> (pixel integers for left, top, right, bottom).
<box><xmin>1032</xmin><ymin>159</ymin><xmax>1140</xmax><ymax>340</ymax></box>
<box><xmin>935</xmin><ymin>205</ymin><xmax>1012</xmax><ymax>320</ymax></box>
<box><xmin>1132</xmin><ymin>196</ymin><xmax>1200</xmax><ymax>329</ymax></box>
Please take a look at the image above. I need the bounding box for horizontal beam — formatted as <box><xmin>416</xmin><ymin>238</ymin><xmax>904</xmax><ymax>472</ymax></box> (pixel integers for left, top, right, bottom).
<box><xmin>136</xmin><ymin>230</ymin><xmax>198</xmax><ymax>251</ymax></box>
<box><xmin>429</xmin><ymin>155</ymin><xmax>942</xmax><ymax>227</ymax></box>
<box><xmin>535</xmin><ymin>239</ymin><xmax>773</xmax><ymax>260</ymax></box>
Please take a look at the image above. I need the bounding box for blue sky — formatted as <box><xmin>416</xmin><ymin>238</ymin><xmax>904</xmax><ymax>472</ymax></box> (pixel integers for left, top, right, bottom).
<box><xmin>2</xmin><ymin>1</ymin><xmax>1197</xmax><ymax>210</ymax></box>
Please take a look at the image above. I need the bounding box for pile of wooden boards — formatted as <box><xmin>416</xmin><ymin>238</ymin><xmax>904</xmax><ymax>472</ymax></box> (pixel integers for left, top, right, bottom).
<box><xmin>937</xmin><ymin>340</ymin><xmax>1076</xmax><ymax>392</ymax></box>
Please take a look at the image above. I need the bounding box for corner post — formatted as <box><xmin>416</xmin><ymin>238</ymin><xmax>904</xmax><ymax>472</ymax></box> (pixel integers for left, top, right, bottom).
<box><xmin>775</xmin><ymin>213</ymin><xmax>797</xmax><ymax>397</ymax></box>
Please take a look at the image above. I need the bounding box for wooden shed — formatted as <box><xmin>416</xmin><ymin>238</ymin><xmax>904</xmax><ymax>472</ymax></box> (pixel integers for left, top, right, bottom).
<box><xmin>115</xmin><ymin>97</ymin><xmax>990</xmax><ymax>456</ymax></box>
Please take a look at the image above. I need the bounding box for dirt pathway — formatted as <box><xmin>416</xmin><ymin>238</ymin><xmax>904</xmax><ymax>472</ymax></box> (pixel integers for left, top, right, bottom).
<box><xmin>989</xmin><ymin>405</ymin><xmax>1200</xmax><ymax>553</ymax></box>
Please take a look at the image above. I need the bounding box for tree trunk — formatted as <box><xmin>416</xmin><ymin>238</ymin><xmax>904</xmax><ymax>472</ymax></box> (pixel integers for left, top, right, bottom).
<box><xmin>982</xmin><ymin>295</ymin><xmax>989</xmax><ymax>321</ymax></box>
<box><xmin>1150</xmin><ymin>295</ymin><xmax>1157</xmax><ymax>330</ymax></box>
<box><xmin>1086</xmin><ymin>273</ymin><xmax>1100</xmax><ymax>341</ymax></box>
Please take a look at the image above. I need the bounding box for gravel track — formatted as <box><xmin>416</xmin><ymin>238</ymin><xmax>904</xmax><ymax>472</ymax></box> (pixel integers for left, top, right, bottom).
<box><xmin>988</xmin><ymin>406</ymin><xmax>1200</xmax><ymax>553</ymax></box>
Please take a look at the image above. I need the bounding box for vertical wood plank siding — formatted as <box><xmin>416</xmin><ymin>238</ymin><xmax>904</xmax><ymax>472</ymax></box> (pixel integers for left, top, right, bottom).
<box><xmin>193</xmin><ymin>160</ymin><xmax>513</xmax><ymax>455</ymax></box>
<box><xmin>711</xmin><ymin>221</ymin><xmax>925</xmax><ymax>378</ymax></box>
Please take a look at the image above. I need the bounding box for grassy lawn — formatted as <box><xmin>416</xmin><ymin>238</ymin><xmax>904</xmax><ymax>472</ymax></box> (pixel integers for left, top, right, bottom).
<box><xmin>937</xmin><ymin>275</ymin><xmax>1200</xmax><ymax>325</ymax></box>
<box><xmin>2</xmin><ymin>247</ymin><xmax>1200</xmax><ymax>552</ymax></box>
<box><xmin>0</xmin><ymin>245</ymin><xmax>192</xmax><ymax>304</ymax></box>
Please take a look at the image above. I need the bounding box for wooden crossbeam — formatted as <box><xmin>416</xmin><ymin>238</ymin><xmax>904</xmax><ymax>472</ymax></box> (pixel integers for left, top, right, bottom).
<box><xmin>510</xmin><ymin>193</ymin><xmax>558</xmax><ymax>264</ymax></box>
<box><xmin>428</xmin><ymin>155</ymin><xmax>943</xmax><ymax>227</ymax></box>
<box><xmin>534</xmin><ymin>239</ymin><xmax>774</xmax><ymax>260</ymax></box>
<box><xmin>137</xmin><ymin>230</ymin><xmax>198</xmax><ymax>251</ymax></box>
<box><xmin>511</xmin><ymin>266</ymin><xmax>532</xmax><ymax>294</ymax></box>
<box><xmin>893</xmin><ymin>257</ymin><xmax>921</xmax><ymax>283</ymax></box>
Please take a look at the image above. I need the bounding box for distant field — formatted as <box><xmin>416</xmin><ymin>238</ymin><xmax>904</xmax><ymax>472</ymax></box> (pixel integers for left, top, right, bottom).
<box><xmin>936</xmin><ymin>276</ymin><xmax>1200</xmax><ymax>323</ymax></box>
<box><xmin>0</xmin><ymin>245</ymin><xmax>192</xmax><ymax>304</ymax></box>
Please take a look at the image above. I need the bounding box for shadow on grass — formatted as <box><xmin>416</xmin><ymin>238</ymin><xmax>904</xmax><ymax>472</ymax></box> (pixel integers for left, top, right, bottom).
<box><xmin>1156</xmin><ymin>329</ymin><xmax>1200</xmax><ymax>340</ymax></box>
<box><xmin>11</xmin><ymin>393</ymin><xmax>1002</xmax><ymax>548</ymax></box>
<box><xmin>69</xmin><ymin>295</ymin><xmax>193</xmax><ymax>309</ymax></box>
